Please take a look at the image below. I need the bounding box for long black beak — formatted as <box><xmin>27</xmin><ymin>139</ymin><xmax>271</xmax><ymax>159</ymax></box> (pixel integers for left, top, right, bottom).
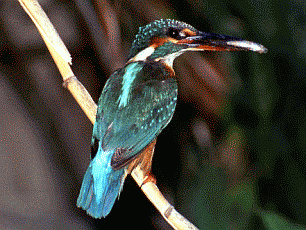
<box><xmin>178</xmin><ymin>31</ymin><xmax>267</xmax><ymax>54</ymax></box>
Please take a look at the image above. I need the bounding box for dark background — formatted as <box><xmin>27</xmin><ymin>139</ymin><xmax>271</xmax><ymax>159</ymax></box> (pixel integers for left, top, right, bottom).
<box><xmin>1</xmin><ymin>0</ymin><xmax>305</xmax><ymax>229</ymax></box>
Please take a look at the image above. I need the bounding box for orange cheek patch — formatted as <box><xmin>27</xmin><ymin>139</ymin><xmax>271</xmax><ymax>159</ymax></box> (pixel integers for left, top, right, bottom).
<box><xmin>181</xmin><ymin>28</ymin><xmax>197</xmax><ymax>36</ymax></box>
<box><xmin>149</xmin><ymin>29</ymin><xmax>197</xmax><ymax>47</ymax></box>
<box><xmin>150</xmin><ymin>37</ymin><xmax>168</xmax><ymax>48</ymax></box>
<box><xmin>150</xmin><ymin>37</ymin><xmax>178</xmax><ymax>47</ymax></box>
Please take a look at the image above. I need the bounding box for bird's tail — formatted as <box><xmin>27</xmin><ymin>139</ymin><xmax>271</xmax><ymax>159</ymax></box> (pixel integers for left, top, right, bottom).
<box><xmin>77</xmin><ymin>150</ymin><xmax>125</xmax><ymax>218</ymax></box>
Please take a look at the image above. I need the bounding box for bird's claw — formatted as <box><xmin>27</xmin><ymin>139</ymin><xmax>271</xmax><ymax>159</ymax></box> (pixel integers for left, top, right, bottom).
<box><xmin>141</xmin><ymin>173</ymin><xmax>156</xmax><ymax>187</ymax></box>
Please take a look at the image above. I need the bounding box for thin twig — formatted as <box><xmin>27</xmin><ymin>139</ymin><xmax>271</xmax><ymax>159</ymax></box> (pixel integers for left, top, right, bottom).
<box><xmin>17</xmin><ymin>0</ymin><xmax>199</xmax><ymax>229</ymax></box>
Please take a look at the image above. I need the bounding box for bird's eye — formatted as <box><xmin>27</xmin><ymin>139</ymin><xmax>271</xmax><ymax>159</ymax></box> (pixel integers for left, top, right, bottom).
<box><xmin>168</xmin><ymin>28</ymin><xmax>180</xmax><ymax>39</ymax></box>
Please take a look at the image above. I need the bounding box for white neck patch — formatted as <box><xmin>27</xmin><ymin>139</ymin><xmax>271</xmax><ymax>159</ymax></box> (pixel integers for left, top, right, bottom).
<box><xmin>127</xmin><ymin>46</ymin><xmax>187</xmax><ymax>68</ymax></box>
<box><xmin>127</xmin><ymin>46</ymin><xmax>155</xmax><ymax>63</ymax></box>
<box><xmin>154</xmin><ymin>49</ymin><xmax>186</xmax><ymax>68</ymax></box>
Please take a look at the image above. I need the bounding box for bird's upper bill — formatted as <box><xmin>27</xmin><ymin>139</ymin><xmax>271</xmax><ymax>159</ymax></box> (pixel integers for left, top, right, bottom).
<box><xmin>176</xmin><ymin>30</ymin><xmax>267</xmax><ymax>54</ymax></box>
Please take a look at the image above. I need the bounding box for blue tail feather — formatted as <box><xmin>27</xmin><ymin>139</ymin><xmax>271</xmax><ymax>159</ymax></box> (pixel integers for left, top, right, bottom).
<box><xmin>77</xmin><ymin>149</ymin><xmax>125</xmax><ymax>218</ymax></box>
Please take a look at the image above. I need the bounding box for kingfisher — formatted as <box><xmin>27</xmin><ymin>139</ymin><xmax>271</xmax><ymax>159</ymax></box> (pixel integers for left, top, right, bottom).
<box><xmin>77</xmin><ymin>19</ymin><xmax>267</xmax><ymax>218</ymax></box>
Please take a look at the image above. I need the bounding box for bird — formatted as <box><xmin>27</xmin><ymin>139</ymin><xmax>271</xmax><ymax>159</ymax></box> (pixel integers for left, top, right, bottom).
<box><xmin>77</xmin><ymin>19</ymin><xmax>267</xmax><ymax>218</ymax></box>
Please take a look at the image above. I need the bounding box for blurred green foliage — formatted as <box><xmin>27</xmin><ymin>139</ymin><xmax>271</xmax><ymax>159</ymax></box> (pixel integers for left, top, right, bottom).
<box><xmin>169</xmin><ymin>0</ymin><xmax>306</xmax><ymax>229</ymax></box>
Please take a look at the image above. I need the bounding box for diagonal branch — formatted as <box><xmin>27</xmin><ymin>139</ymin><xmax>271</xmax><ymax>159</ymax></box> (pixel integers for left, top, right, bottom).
<box><xmin>17</xmin><ymin>0</ymin><xmax>199</xmax><ymax>229</ymax></box>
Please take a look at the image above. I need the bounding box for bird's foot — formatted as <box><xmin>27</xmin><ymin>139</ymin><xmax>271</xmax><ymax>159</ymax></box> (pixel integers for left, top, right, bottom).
<box><xmin>141</xmin><ymin>173</ymin><xmax>156</xmax><ymax>187</ymax></box>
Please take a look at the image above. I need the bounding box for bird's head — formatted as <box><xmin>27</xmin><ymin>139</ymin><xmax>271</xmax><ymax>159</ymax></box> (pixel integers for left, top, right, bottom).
<box><xmin>128</xmin><ymin>19</ymin><xmax>267</xmax><ymax>67</ymax></box>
